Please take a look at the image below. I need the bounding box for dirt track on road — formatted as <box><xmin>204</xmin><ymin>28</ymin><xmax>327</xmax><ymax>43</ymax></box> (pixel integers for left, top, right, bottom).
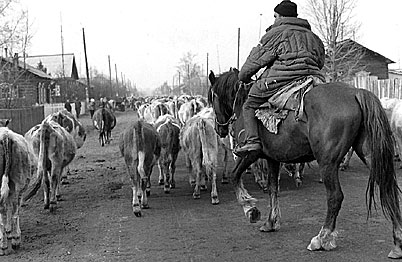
<box><xmin>4</xmin><ymin>109</ymin><xmax>401</xmax><ymax>262</ymax></box>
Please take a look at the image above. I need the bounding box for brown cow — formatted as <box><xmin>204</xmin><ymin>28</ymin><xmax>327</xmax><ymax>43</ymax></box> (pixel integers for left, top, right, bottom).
<box><xmin>23</xmin><ymin>118</ymin><xmax>77</xmax><ymax>212</ymax></box>
<box><xmin>0</xmin><ymin>127</ymin><xmax>36</xmax><ymax>255</ymax></box>
<box><xmin>92</xmin><ymin>108</ymin><xmax>116</xmax><ymax>146</ymax></box>
<box><xmin>154</xmin><ymin>114</ymin><xmax>181</xmax><ymax>193</ymax></box>
<box><xmin>119</xmin><ymin>116</ymin><xmax>161</xmax><ymax>217</ymax></box>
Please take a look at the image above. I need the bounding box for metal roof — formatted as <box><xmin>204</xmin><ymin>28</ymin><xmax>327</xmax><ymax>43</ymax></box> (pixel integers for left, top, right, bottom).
<box><xmin>23</xmin><ymin>53</ymin><xmax>78</xmax><ymax>79</ymax></box>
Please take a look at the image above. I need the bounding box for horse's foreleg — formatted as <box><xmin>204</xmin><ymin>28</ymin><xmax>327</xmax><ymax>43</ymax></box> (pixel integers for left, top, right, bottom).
<box><xmin>308</xmin><ymin>165</ymin><xmax>342</xmax><ymax>251</ymax></box>
<box><xmin>260</xmin><ymin>161</ymin><xmax>281</xmax><ymax>232</ymax></box>
<box><xmin>232</xmin><ymin>152</ymin><xmax>261</xmax><ymax>223</ymax></box>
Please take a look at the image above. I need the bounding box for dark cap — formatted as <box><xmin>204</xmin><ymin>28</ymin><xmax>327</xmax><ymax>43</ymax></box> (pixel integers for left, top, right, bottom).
<box><xmin>274</xmin><ymin>0</ymin><xmax>298</xmax><ymax>17</ymax></box>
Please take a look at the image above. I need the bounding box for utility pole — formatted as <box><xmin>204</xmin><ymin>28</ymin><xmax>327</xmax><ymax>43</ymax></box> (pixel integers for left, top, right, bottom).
<box><xmin>237</xmin><ymin>28</ymin><xmax>240</xmax><ymax>70</ymax></box>
<box><xmin>60</xmin><ymin>13</ymin><xmax>65</xmax><ymax>78</ymax></box>
<box><xmin>108</xmin><ymin>55</ymin><xmax>112</xmax><ymax>98</ymax></box>
<box><xmin>115</xmin><ymin>63</ymin><xmax>118</xmax><ymax>96</ymax></box>
<box><xmin>82</xmin><ymin>28</ymin><xmax>90</xmax><ymax>103</ymax></box>
<box><xmin>206</xmin><ymin>52</ymin><xmax>209</xmax><ymax>97</ymax></box>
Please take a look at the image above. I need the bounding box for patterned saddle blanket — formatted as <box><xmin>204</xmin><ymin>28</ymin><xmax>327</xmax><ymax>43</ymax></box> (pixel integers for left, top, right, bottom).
<box><xmin>255</xmin><ymin>76</ymin><xmax>316</xmax><ymax>134</ymax></box>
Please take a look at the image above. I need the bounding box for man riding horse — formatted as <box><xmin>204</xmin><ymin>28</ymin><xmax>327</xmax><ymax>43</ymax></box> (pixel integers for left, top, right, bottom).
<box><xmin>234</xmin><ymin>0</ymin><xmax>326</xmax><ymax>156</ymax></box>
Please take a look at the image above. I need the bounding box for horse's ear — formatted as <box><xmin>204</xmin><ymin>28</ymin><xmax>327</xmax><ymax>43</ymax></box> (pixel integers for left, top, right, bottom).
<box><xmin>233</xmin><ymin>68</ymin><xmax>239</xmax><ymax>75</ymax></box>
<box><xmin>209</xmin><ymin>70</ymin><xmax>216</xmax><ymax>85</ymax></box>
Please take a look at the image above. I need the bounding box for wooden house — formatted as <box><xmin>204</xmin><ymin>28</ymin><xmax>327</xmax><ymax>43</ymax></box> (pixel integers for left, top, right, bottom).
<box><xmin>24</xmin><ymin>53</ymin><xmax>87</xmax><ymax>103</ymax></box>
<box><xmin>338</xmin><ymin>39</ymin><xmax>395</xmax><ymax>80</ymax></box>
<box><xmin>0</xmin><ymin>53</ymin><xmax>53</xmax><ymax>108</ymax></box>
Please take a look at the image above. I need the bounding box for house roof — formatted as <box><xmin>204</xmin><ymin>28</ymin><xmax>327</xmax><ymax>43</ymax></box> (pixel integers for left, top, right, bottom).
<box><xmin>339</xmin><ymin>39</ymin><xmax>395</xmax><ymax>64</ymax></box>
<box><xmin>23</xmin><ymin>53</ymin><xmax>79</xmax><ymax>80</ymax></box>
<box><xmin>0</xmin><ymin>56</ymin><xmax>52</xmax><ymax>79</ymax></box>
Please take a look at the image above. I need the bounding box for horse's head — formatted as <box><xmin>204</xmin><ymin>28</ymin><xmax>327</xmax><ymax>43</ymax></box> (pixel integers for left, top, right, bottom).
<box><xmin>208</xmin><ymin>68</ymin><xmax>240</xmax><ymax>138</ymax></box>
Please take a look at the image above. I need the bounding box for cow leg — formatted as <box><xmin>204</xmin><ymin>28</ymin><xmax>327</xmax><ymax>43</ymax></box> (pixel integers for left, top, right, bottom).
<box><xmin>185</xmin><ymin>155</ymin><xmax>195</xmax><ymax>186</ymax></box>
<box><xmin>43</xmin><ymin>171</ymin><xmax>50</xmax><ymax>209</ymax></box>
<box><xmin>192</xmin><ymin>160</ymin><xmax>202</xmax><ymax>199</ymax></box>
<box><xmin>137</xmin><ymin>152</ymin><xmax>149</xmax><ymax>209</ymax></box>
<box><xmin>221</xmin><ymin>148</ymin><xmax>230</xmax><ymax>184</ymax></box>
<box><xmin>339</xmin><ymin>148</ymin><xmax>353</xmax><ymax>171</ymax></box>
<box><xmin>294</xmin><ymin>163</ymin><xmax>305</xmax><ymax>188</ymax></box>
<box><xmin>49</xmin><ymin>165</ymin><xmax>62</xmax><ymax>213</ymax></box>
<box><xmin>127</xmin><ymin>162</ymin><xmax>142</xmax><ymax>217</ymax></box>
<box><xmin>0</xmin><ymin>208</ymin><xmax>9</xmax><ymax>255</ymax></box>
<box><xmin>200</xmin><ymin>169</ymin><xmax>207</xmax><ymax>191</ymax></box>
<box><xmin>170</xmin><ymin>153</ymin><xmax>178</xmax><ymax>189</ymax></box>
<box><xmin>10</xmin><ymin>200</ymin><xmax>21</xmax><ymax>250</ymax></box>
<box><xmin>157</xmin><ymin>162</ymin><xmax>164</xmax><ymax>186</ymax></box>
<box><xmin>210</xmin><ymin>169</ymin><xmax>219</xmax><ymax>205</ymax></box>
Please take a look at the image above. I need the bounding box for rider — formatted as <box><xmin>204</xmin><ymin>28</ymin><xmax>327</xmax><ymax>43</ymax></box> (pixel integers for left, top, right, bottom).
<box><xmin>233</xmin><ymin>0</ymin><xmax>326</xmax><ymax>157</ymax></box>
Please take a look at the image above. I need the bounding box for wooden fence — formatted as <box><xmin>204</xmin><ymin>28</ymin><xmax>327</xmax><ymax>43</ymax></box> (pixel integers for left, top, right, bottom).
<box><xmin>0</xmin><ymin>105</ymin><xmax>44</xmax><ymax>135</ymax></box>
<box><xmin>350</xmin><ymin>76</ymin><xmax>402</xmax><ymax>99</ymax></box>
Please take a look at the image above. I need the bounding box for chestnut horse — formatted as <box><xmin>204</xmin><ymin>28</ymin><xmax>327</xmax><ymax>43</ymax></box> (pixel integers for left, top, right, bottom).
<box><xmin>208</xmin><ymin>68</ymin><xmax>402</xmax><ymax>259</ymax></box>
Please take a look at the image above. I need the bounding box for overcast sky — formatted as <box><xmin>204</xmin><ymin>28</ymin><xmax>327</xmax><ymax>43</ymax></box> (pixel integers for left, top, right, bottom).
<box><xmin>20</xmin><ymin>0</ymin><xmax>402</xmax><ymax>95</ymax></box>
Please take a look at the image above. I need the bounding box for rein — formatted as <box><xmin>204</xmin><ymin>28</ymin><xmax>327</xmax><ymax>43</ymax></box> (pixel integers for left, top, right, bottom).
<box><xmin>212</xmin><ymin>81</ymin><xmax>244</xmax><ymax>127</ymax></box>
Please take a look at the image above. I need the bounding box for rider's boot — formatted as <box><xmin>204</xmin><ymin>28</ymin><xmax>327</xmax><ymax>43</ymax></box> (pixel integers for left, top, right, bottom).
<box><xmin>233</xmin><ymin>107</ymin><xmax>262</xmax><ymax>157</ymax></box>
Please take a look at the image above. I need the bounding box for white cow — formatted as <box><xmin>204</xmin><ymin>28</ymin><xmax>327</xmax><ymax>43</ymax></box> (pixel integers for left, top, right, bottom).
<box><xmin>0</xmin><ymin>127</ymin><xmax>36</xmax><ymax>255</ymax></box>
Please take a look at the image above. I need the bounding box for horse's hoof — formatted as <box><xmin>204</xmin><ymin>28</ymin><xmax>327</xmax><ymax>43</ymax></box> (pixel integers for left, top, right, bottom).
<box><xmin>44</xmin><ymin>204</ymin><xmax>50</xmax><ymax>210</ymax></box>
<box><xmin>263</xmin><ymin>187</ymin><xmax>269</xmax><ymax>193</ymax></box>
<box><xmin>200</xmin><ymin>185</ymin><xmax>207</xmax><ymax>191</ymax></box>
<box><xmin>211</xmin><ymin>197</ymin><xmax>219</xmax><ymax>205</ymax></box>
<box><xmin>388</xmin><ymin>246</ymin><xmax>402</xmax><ymax>259</ymax></box>
<box><xmin>158</xmin><ymin>180</ymin><xmax>164</xmax><ymax>186</ymax></box>
<box><xmin>134</xmin><ymin>211</ymin><xmax>142</xmax><ymax>217</ymax></box>
<box><xmin>170</xmin><ymin>183</ymin><xmax>175</xmax><ymax>189</ymax></box>
<box><xmin>164</xmin><ymin>188</ymin><xmax>170</xmax><ymax>194</ymax></box>
<box><xmin>247</xmin><ymin>207</ymin><xmax>261</xmax><ymax>223</ymax></box>
<box><xmin>141</xmin><ymin>203</ymin><xmax>149</xmax><ymax>209</ymax></box>
<box><xmin>307</xmin><ymin>236</ymin><xmax>322</xmax><ymax>251</ymax></box>
<box><xmin>146</xmin><ymin>190</ymin><xmax>151</xmax><ymax>197</ymax></box>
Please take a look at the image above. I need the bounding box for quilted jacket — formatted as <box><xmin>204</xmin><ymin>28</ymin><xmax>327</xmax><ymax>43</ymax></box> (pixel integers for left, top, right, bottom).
<box><xmin>239</xmin><ymin>17</ymin><xmax>325</xmax><ymax>98</ymax></box>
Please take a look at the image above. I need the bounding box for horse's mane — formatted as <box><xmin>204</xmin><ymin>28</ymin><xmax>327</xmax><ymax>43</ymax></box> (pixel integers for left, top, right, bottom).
<box><xmin>209</xmin><ymin>69</ymin><xmax>239</xmax><ymax>104</ymax></box>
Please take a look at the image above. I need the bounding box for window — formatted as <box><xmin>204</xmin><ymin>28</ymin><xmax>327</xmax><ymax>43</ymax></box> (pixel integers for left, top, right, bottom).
<box><xmin>0</xmin><ymin>82</ymin><xmax>19</xmax><ymax>99</ymax></box>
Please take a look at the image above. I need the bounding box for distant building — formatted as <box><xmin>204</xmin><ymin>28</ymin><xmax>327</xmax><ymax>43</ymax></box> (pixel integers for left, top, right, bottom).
<box><xmin>0</xmin><ymin>53</ymin><xmax>52</xmax><ymax>108</ymax></box>
<box><xmin>338</xmin><ymin>39</ymin><xmax>395</xmax><ymax>80</ymax></box>
<box><xmin>23</xmin><ymin>53</ymin><xmax>87</xmax><ymax>103</ymax></box>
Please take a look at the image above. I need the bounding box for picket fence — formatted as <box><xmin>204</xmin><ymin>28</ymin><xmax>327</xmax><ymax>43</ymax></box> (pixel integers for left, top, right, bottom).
<box><xmin>0</xmin><ymin>105</ymin><xmax>44</xmax><ymax>135</ymax></box>
<box><xmin>0</xmin><ymin>101</ymin><xmax>86</xmax><ymax>135</ymax></box>
<box><xmin>350</xmin><ymin>76</ymin><xmax>402</xmax><ymax>99</ymax></box>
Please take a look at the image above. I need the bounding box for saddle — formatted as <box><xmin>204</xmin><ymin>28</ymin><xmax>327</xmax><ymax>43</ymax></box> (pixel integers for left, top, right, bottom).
<box><xmin>255</xmin><ymin>76</ymin><xmax>316</xmax><ymax>134</ymax></box>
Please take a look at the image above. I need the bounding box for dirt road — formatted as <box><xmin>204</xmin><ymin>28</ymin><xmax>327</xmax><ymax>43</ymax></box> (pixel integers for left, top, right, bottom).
<box><xmin>4</xmin><ymin>109</ymin><xmax>400</xmax><ymax>262</ymax></box>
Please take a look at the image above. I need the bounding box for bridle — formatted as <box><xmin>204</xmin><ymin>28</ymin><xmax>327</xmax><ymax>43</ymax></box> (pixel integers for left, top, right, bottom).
<box><xmin>210</xmin><ymin>81</ymin><xmax>244</xmax><ymax>128</ymax></box>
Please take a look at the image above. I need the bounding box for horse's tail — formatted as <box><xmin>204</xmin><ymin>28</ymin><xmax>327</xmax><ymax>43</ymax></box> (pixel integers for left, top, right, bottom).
<box><xmin>355</xmin><ymin>89</ymin><xmax>401</xmax><ymax>224</ymax></box>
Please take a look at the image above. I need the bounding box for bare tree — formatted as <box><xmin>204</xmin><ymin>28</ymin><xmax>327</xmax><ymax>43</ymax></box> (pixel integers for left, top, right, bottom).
<box><xmin>176</xmin><ymin>52</ymin><xmax>205</xmax><ymax>96</ymax></box>
<box><xmin>304</xmin><ymin>0</ymin><xmax>365</xmax><ymax>82</ymax></box>
<box><xmin>0</xmin><ymin>0</ymin><xmax>32</xmax><ymax>56</ymax></box>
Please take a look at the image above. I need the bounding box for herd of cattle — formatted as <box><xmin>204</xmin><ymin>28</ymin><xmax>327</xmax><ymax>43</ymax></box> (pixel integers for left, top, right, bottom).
<box><xmin>1</xmin><ymin>93</ymin><xmax>402</xmax><ymax>255</ymax></box>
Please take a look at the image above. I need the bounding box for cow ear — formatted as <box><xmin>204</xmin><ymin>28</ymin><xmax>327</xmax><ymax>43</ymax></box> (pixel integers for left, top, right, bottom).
<box><xmin>209</xmin><ymin>70</ymin><xmax>216</xmax><ymax>85</ymax></box>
